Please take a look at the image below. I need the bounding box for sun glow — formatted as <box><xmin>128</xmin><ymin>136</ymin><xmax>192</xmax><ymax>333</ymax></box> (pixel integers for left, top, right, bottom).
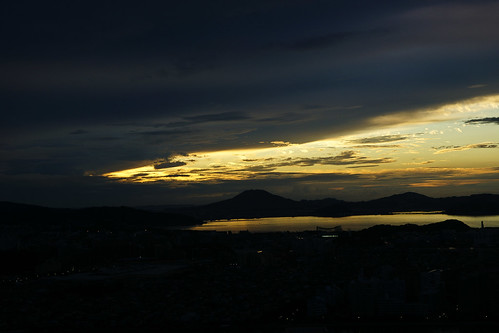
<box><xmin>103</xmin><ymin>95</ymin><xmax>499</xmax><ymax>190</ymax></box>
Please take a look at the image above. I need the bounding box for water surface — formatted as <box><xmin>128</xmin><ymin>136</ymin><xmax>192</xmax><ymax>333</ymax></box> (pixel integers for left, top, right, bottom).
<box><xmin>186</xmin><ymin>213</ymin><xmax>499</xmax><ymax>232</ymax></box>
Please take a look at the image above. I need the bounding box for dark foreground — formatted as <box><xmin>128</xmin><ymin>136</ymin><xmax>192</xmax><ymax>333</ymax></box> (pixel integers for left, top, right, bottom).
<box><xmin>1</xmin><ymin>220</ymin><xmax>499</xmax><ymax>331</ymax></box>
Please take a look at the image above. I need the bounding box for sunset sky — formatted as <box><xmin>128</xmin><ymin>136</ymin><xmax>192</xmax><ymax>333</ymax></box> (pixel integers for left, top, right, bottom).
<box><xmin>2</xmin><ymin>0</ymin><xmax>499</xmax><ymax>207</ymax></box>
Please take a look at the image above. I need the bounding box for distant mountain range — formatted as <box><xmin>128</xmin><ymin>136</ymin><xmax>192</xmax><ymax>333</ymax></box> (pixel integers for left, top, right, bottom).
<box><xmin>0</xmin><ymin>201</ymin><xmax>201</xmax><ymax>228</ymax></box>
<box><xmin>171</xmin><ymin>189</ymin><xmax>499</xmax><ymax>220</ymax></box>
<box><xmin>2</xmin><ymin>190</ymin><xmax>499</xmax><ymax>227</ymax></box>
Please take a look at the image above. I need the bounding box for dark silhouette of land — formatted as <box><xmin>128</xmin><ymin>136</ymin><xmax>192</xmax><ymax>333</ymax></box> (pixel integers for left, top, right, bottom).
<box><xmin>171</xmin><ymin>190</ymin><xmax>499</xmax><ymax>220</ymax></box>
<box><xmin>0</xmin><ymin>201</ymin><xmax>202</xmax><ymax>228</ymax></box>
<box><xmin>3</xmin><ymin>190</ymin><xmax>499</xmax><ymax>228</ymax></box>
<box><xmin>1</xmin><ymin>192</ymin><xmax>499</xmax><ymax>331</ymax></box>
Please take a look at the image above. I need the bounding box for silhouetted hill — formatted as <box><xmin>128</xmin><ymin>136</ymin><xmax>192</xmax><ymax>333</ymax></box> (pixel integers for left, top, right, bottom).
<box><xmin>174</xmin><ymin>189</ymin><xmax>349</xmax><ymax>219</ymax></box>
<box><xmin>0</xmin><ymin>201</ymin><xmax>201</xmax><ymax>228</ymax></box>
<box><xmin>439</xmin><ymin>194</ymin><xmax>499</xmax><ymax>215</ymax></box>
<box><xmin>317</xmin><ymin>192</ymin><xmax>440</xmax><ymax>216</ymax></box>
<box><xmin>365</xmin><ymin>192</ymin><xmax>438</xmax><ymax>212</ymax></box>
<box><xmin>362</xmin><ymin>219</ymin><xmax>471</xmax><ymax>236</ymax></box>
<box><xmin>172</xmin><ymin>190</ymin><xmax>499</xmax><ymax>220</ymax></box>
<box><xmin>298</xmin><ymin>197</ymin><xmax>346</xmax><ymax>210</ymax></box>
<box><xmin>420</xmin><ymin>219</ymin><xmax>471</xmax><ymax>232</ymax></box>
<box><xmin>0</xmin><ymin>201</ymin><xmax>70</xmax><ymax>225</ymax></box>
<box><xmin>183</xmin><ymin>189</ymin><xmax>298</xmax><ymax>219</ymax></box>
<box><xmin>231</xmin><ymin>189</ymin><xmax>296</xmax><ymax>208</ymax></box>
<box><xmin>316</xmin><ymin>192</ymin><xmax>499</xmax><ymax>218</ymax></box>
<box><xmin>4</xmin><ymin>190</ymin><xmax>499</xmax><ymax>225</ymax></box>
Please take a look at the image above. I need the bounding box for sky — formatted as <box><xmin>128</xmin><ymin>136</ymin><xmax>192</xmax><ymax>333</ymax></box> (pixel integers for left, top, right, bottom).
<box><xmin>2</xmin><ymin>0</ymin><xmax>499</xmax><ymax>207</ymax></box>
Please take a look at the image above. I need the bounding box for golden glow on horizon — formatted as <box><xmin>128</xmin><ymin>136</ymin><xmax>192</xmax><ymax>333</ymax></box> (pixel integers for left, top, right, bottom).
<box><xmin>102</xmin><ymin>95</ymin><xmax>499</xmax><ymax>190</ymax></box>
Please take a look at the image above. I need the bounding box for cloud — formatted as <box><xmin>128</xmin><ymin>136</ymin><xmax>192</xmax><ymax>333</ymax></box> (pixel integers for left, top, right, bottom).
<box><xmin>270</xmin><ymin>141</ymin><xmax>292</xmax><ymax>147</ymax></box>
<box><xmin>235</xmin><ymin>150</ymin><xmax>395</xmax><ymax>170</ymax></box>
<box><xmin>465</xmin><ymin>117</ymin><xmax>499</xmax><ymax>125</ymax></box>
<box><xmin>410</xmin><ymin>160</ymin><xmax>435</xmax><ymax>165</ymax></box>
<box><xmin>164</xmin><ymin>174</ymin><xmax>190</xmax><ymax>178</ymax></box>
<box><xmin>346</xmin><ymin>165</ymin><xmax>380</xmax><ymax>169</ymax></box>
<box><xmin>269</xmin><ymin>30</ymin><xmax>369</xmax><ymax>51</ymax></box>
<box><xmin>183</xmin><ymin>111</ymin><xmax>250</xmax><ymax>123</ymax></box>
<box><xmin>395</xmin><ymin>2</ymin><xmax>499</xmax><ymax>46</ymax></box>
<box><xmin>348</xmin><ymin>135</ymin><xmax>409</xmax><ymax>144</ymax></box>
<box><xmin>154</xmin><ymin>161</ymin><xmax>186</xmax><ymax>169</ymax></box>
<box><xmin>290</xmin><ymin>151</ymin><xmax>395</xmax><ymax>166</ymax></box>
<box><xmin>153</xmin><ymin>153</ymin><xmax>189</xmax><ymax>169</ymax></box>
<box><xmin>131</xmin><ymin>129</ymin><xmax>193</xmax><ymax>145</ymax></box>
<box><xmin>4</xmin><ymin>1</ymin><xmax>499</xmax><ymax>206</ymax></box>
<box><xmin>350</xmin><ymin>144</ymin><xmax>402</xmax><ymax>149</ymax></box>
<box><xmin>408</xmin><ymin>179</ymin><xmax>490</xmax><ymax>188</ymax></box>
<box><xmin>133</xmin><ymin>129</ymin><xmax>192</xmax><ymax>137</ymax></box>
<box><xmin>434</xmin><ymin>142</ymin><xmax>499</xmax><ymax>154</ymax></box>
<box><xmin>256</xmin><ymin>112</ymin><xmax>313</xmax><ymax>124</ymax></box>
<box><xmin>69</xmin><ymin>129</ymin><xmax>90</xmax><ymax>135</ymax></box>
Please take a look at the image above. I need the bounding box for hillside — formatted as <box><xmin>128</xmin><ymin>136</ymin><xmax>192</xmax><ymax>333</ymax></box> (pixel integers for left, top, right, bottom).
<box><xmin>171</xmin><ymin>190</ymin><xmax>499</xmax><ymax>220</ymax></box>
<box><xmin>0</xmin><ymin>201</ymin><xmax>201</xmax><ymax>229</ymax></box>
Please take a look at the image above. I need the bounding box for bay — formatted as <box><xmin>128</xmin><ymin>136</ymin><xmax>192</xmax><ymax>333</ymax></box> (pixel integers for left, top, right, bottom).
<box><xmin>185</xmin><ymin>213</ymin><xmax>499</xmax><ymax>232</ymax></box>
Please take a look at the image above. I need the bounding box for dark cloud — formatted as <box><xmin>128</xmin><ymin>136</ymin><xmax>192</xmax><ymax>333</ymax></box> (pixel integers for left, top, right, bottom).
<box><xmin>348</xmin><ymin>135</ymin><xmax>409</xmax><ymax>144</ymax></box>
<box><xmin>433</xmin><ymin>143</ymin><xmax>499</xmax><ymax>153</ymax></box>
<box><xmin>289</xmin><ymin>151</ymin><xmax>395</xmax><ymax>166</ymax></box>
<box><xmin>350</xmin><ymin>144</ymin><xmax>402</xmax><ymax>148</ymax></box>
<box><xmin>237</xmin><ymin>165</ymin><xmax>277</xmax><ymax>173</ymax></box>
<box><xmin>183</xmin><ymin>112</ymin><xmax>250</xmax><ymax>123</ymax></box>
<box><xmin>471</xmin><ymin>144</ymin><xmax>498</xmax><ymax>149</ymax></box>
<box><xmin>347</xmin><ymin>165</ymin><xmax>380</xmax><ymax>169</ymax></box>
<box><xmin>133</xmin><ymin>173</ymin><xmax>149</xmax><ymax>177</ymax></box>
<box><xmin>2</xmin><ymin>158</ymin><xmax>83</xmax><ymax>176</ymax></box>
<box><xmin>235</xmin><ymin>151</ymin><xmax>395</xmax><ymax>171</ymax></box>
<box><xmin>465</xmin><ymin>117</ymin><xmax>499</xmax><ymax>125</ymax></box>
<box><xmin>256</xmin><ymin>112</ymin><xmax>314</xmax><ymax>124</ymax></box>
<box><xmin>152</xmin><ymin>112</ymin><xmax>251</xmax><ymax>129</ymax></box>
<box><xmin>132</xmin><ymin>129</ymin><xmax>192</xmax><ymax>137</ymax></box>
<box><xmin>154</xmin><ymin>161</ymin><xmax>186</xmax><ymax>169</ymax></box>
<box><xmin>433</xmin><ymin>143</ymin><xmax>498</xmax><ymax>150</ymax></box>
<box><xmin>270</xmin><ymin>28</ymin><xmax>388</xmax><ymax>51</ymax></box>
<box><xmin>3</xmin><ymin>0</ymin><xmax>499</xmax><ymax>205</ymax></box>
<box><xmin>468</xmin><ymin>84</ymin><xmax>487</xmax><ymax>89</ymax></box>
<box><xmin>153</xmin><ymin>152</ymin><xmax>189</xmax><ymax>169</ymax></box>
<box><xmin>92</xmin><ymin>136</ymin><xmax>120</xmax><ymax>142</ymax></box>
<box><xmin>129</xmin><ymin>129</ymin><xmax>193</xmax><ymax>146</ymax></box>
<box><xmin>69</xmin><ymin>129</ymin><xmax>90</xmax><ymax>135</ymax></box>
<box><xmin>433</xmin><ymin>145</ymin><xmax>460</xmax><ymax>150</ymax></box>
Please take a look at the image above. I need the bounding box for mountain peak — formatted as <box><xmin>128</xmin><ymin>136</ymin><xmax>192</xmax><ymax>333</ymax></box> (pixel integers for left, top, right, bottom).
<box><xmin>198</xmin><ymin>189</ymin><xmax>297</xmax><ymax>219</ymax></box>
<box><xmin>233</xmin><ymin>189</ymin><xmax>277</xmax><ymax>200</ymax></box>
<box><xmin>391</xmin><ymin>192</ymin><xmax>430</xmax><ymax>199</ymax></box>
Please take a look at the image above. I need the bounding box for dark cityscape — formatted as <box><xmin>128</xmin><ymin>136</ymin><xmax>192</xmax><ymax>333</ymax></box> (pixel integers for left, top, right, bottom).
<box><xmin>2</xmin><ymin>191</ymin><xmax>499</xmax><ymax>332</ymax></box>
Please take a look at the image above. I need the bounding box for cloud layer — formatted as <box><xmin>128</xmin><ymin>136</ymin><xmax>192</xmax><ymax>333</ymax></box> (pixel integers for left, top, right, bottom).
<box><xmin>2</xmin><ymin>0</ymin><xmax>499</xmax><ymax>205</ymax></box>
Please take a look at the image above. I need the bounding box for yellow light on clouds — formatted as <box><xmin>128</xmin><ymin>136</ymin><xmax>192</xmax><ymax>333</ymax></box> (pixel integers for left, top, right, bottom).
<box><xmin>103</xmin><ymin>95</ymin><xmax>499</xmax><ymax>190</ymax></box>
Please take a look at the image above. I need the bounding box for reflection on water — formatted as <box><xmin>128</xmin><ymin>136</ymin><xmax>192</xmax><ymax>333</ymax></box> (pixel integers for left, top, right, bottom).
<box><xmin>329</xmin><ymin>326</ymin><xmax>499</xmax><ymax>333</ymax></box>
<box><xmin>186</xmin><ymin>214</ymin><xmax>499</xmax><ymax>232</ymax></box>
<box><xmin>330</xmin><ymin>328</ymin><xmax>480</xmax><ymax>333</ymax></box>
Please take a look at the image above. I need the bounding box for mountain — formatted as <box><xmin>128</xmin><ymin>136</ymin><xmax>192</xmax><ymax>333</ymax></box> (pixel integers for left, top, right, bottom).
<box><xmin>4</xmin><ymin>190</ymin><xmax>499</xmax><ymax>224</ymax></box>
<box><xmin>228</xmin><ymin>189</ymin><xmax>297</xmax><ymax>210</ymax></box>
<box><xmin>182</xmin><ymin>189</ymin><xmax>299</xmax><ymax>219</ymax></box>
<box><xmin>0</xmin><ymin>201</ymin><xmax>201</xmax><ymax>228</ymax></box>
<box><xmin>318</xmin><ymin>192</ymin><xmax>440</xmax><ymax>216</ymax></box>
<box><xmin>420</xmin><ymin>219</ymin><xmax>471</xmax><ymax>232</ymax></box>
<box><xmin>174</xmin><ymin>189</ymin><xmax>346</xmax><ymax>219</ymax></box>
<box><xmin>172</xmin><ymin>190</ymin><xmax>499</xmax><ymax>220</ymax></box>
<box><xmin>366</xmin><ymin>192</ymin><xmax>437</xmax><ymax>211</ymax></box>
<box><xmin>360</xmin><ymin>219</ymin><xmax>471</xmax><ymax>236</ymax></box>
<box><xmin>439</xmin><ymin>194</ymin><xmax>499</xmax><ymax>215</ymax></box>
